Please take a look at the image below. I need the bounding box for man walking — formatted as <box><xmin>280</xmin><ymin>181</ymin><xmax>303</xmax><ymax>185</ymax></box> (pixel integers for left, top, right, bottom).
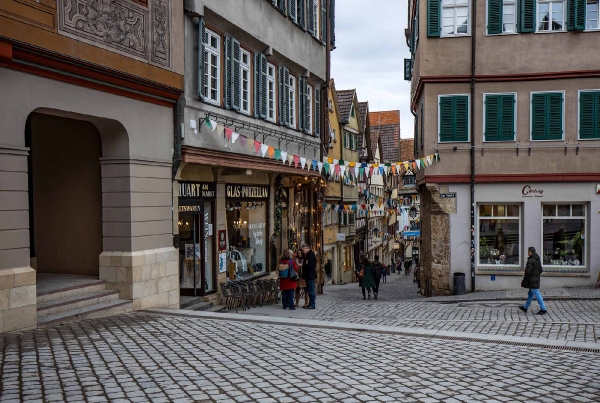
<box><xmin>519</xmin><ymin>246</ymin><xmax>547</xmax><ymax>315</ymax></box>
<box><xmin>372</xmin><ymin>255</ymin><xmax>383</xmax><ymax>300</ymax></box>
<box><xmin>301</xmin><ymin>244</ymin><xmax>317</xmax><ymax>309</ymax></box>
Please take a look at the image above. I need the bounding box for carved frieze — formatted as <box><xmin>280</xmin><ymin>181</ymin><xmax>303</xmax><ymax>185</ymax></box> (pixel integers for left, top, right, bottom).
<box><xmin>57</xmin><ymin>0</ymin><xmax>171</xmax><ymax>69</ymax></box>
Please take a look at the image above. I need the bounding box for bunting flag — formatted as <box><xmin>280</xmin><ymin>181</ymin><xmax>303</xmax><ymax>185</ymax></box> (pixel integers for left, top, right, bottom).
<box><xmin>267</xmin><ymin>146</ymin><xmax>275</xmax><ymax>159</ymax></box>
<box><xmin>224</xmin><ymin>127</ymin><xmax>233</xmax><ymax>141</ymax></box>
<box><xmin>254</xmin><ymin>141</ymin><xmax>261</xmax><ymax>154</ymax></box>
<box><xmin>232</xmin><ymin>132</ymin><xmax>239</xmax><ymax>143</ymax></box>
<box><xmin>293</xmin><ymin>155</ymin><xmax>300</xmax><ymax>168</ymax></box>
<box><xmin>275</xmin><ymin>149</ymin><xmax>281</xmax><ymax>161</ymax></box>
<box><xmin>287</xmin><ymin>154</ymin><xmax>294</xmax><ymax>166</ymax></box>
<box><xmin>311</xmin><ymin>160</ymin><xmax>317</xmax><ymax>172</ymax></box>
<box><xmin>300</xmin><ymin>157</ymin><xmax>306</xmax><ymax>170</ymax></box>
<box><xmin>217</xmin><ymin>125</ymin><xmax>224</xmax><ymax>137</ymax></box>
<box><xmin>281</xmin><ymin>151</ymin><xmax>288</xmax><ymax>164</ymax></box>
<box><xmin>239</xmin><ymin>135</ymin><xmax>247</xmax><ymax>148</ymax></box>
<box><xmin>318</xmin><ymin>161</ymin><xmax>323</xmax><ymax>174</ymax></box>
<box><xmin>205</xmin><ymin>117</ymin><xmax>217</xmax><ymax>131</ymax></box>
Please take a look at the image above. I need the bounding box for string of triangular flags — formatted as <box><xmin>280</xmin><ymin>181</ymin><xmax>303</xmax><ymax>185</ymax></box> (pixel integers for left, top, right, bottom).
<box><xmin>323</xmin><ymin>203</ymin><xmax>387</xmax><ymax>216</ymax></box>
<box><xmin>205</xmin><ymin>117</ymin><xmax>440</xmax><ymax>178</ymax></box>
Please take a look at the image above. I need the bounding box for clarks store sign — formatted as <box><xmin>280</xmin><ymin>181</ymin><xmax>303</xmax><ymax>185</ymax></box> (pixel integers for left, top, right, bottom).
<box><xmin>226</xmin><ymin>184</ymin><xmax>269</xmax><ymax>199</ymax></box>
<box><xmin>179</xmin><ymin>182</ymin><xmax>216</xmax><ymax>199</ymax></box>
<box><xmin>521</xmin><ymin>185</ymin><xmax>544</xmax><ymax>198</ymax></box>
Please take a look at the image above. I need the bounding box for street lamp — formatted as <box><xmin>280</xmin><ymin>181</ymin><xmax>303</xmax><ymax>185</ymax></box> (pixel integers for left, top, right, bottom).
<box><xmin>409</xmin><ymin>206</ymin><xmax>417</xmax><ymax>219</ymax></box>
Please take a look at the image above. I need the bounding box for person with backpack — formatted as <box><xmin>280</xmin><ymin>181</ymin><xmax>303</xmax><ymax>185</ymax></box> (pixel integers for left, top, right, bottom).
<box><xmin>356</xmin><ymin>255</ymin><xmax>376</xmax><ymax>300</ymax></box>
<box><xmin>279</xmin><ymin>250</ymin><xmax>299</xmax><ymax>310</ymax></box>
<box><xmin>372</xmin><ymin>255</ymin><xmax>384</xmax><ymax>299</ymax></box>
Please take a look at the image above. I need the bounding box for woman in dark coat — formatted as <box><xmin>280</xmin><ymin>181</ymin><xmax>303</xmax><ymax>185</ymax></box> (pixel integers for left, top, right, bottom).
<box><xmin>356</xmin><ymin>256</ymin><xmax>376</xmax><ymax>300</ymax></box>
<box><xmin>279</xmin><ymin>250</ymin><xmax>299</xmax><ymax>310</ymax></box>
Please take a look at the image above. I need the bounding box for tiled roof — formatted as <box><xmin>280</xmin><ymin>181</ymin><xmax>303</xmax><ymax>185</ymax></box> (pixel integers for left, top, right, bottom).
<box><xmin>370</xmin><ymin>110</ymin><xmax>400</xmax><ymax>163</ymax></box>
<box><xmin>400</xmin><ymin>139</ymin><xmax>415</xmax><ymax>162</ymax></box>
<box><xmin>337</xmin><ymin>89</ymin><xmax>355</xmax><ymax>124</ymax></box>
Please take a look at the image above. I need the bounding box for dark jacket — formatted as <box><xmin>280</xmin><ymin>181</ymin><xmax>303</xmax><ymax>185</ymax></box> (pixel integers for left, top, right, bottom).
<box><xmin>302</xmin><ymin>250</ymin><xmax>317</xmax><ymax>280</ymax></box>
<box><xmin>372</xmin><ymin>260</ymin><xmax>383</xmax><ymax>279</ymax></box>
<box><xmin>522</xmin><ymin>253</ymin><xmax>543</xmax><ymax>289</ymax></box>
<box><xmin>357</xmin><ymin>265</ymin><xmax>376</xmax><ymax>289</ymax></box>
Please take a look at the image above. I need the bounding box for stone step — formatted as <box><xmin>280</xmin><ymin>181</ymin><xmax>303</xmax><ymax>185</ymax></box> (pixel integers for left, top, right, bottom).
<box><xmin>38</xmin><ymin>299</ymin><xmax>133</xmax><ymax>328</ymax></box>
<box><xmin>182</xmin><ymin>301</ymin><xmax>213</xmax><ymax>311</ymax></box>
<box><xmin>205</xmin><ymin>305</ymin><xmax>227</xmax><ymax>313</ymax></box>
<box><xmin>37</xmin><ymin>276</ymin><xmax>107</xmax><ymax>304</ymax></box>
<box><xmin>37</xmin><ymin>290</ymin><xmax>120</xmax><ymax>318</ymax></box>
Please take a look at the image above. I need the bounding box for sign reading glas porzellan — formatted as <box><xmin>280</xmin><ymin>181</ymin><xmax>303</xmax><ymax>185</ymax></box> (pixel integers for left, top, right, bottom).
<box><xmin>226</xmin><ymin>184</ymin><xmax>269</xmax><ymax>199</ymax></box>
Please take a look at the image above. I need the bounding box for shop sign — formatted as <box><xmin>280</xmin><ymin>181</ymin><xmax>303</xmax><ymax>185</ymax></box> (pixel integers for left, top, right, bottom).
<box><xmin>179</xmin><ymin>182</ymin><xmax>216</xmax><ymax>199</ymax></box>
<box><xmin>226</xmin><ymin>184</ymin><xmax>269</xmax><ymax>199</ymax></box>
<box><xmin>218</xmin><ymin>230</ymin><xmax>227</xmax><ymax>251</ymax></box>
<box><xmin>440</xmin><ymin>193</ymin><xmax>456</xmax><ymax>198</ymax></box>
<box><xmin>179</xmin><ymin>205</ymin><xmax>202</xmax><ymax>212</ymax></box>
<box><xmin>218</xmin><ymin>253</ymin><xmax>227</xmax><ymax>273</ymax></box>
<box><xmin>249</xmin><ymin>222</ymin><xmax>266</xmax><ymax>246</ymax></box>
<box><xmin>521</xmin><ymin>185</ymin><xmax>543</xmax><ymax>198</ymax></box>
<box><xmin>337</xmin><ymin>233</ymin><xmax>346</xmax><ymax>242</ymax></box>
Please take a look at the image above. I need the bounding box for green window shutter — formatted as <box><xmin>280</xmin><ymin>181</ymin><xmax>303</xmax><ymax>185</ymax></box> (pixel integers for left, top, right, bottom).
<box><xmin>254</xmin><ymin>53</ymin><xmax>261</xmax><ymax>118</ymax></box>
<box><xmin>439</xmin><ymin>97</ymin><xmax>455</xmax><ymax>142</ymax></box>
<box><xmin>283</xmin><ymin>67</ymin><xmax>290</xmax><ymax>125</ymax></box>
<box><xmin>518</xmin><ymin>0</ymin><xmax>536</xmax><ymax>33</ymax></box>
<box><xmin>314</xmin><ymin>86</ymin><xmax>321</xmax><ymax>137</ymax></box>
<box><xmin>579</xmin><ymin>92</ymin><xmax>600</xmax><ymax>139</ymax></box>
<box><xmin>568</xmin><ymin>0</ymin><xmax>586</xmax><ymax>30</ymax></box>
<box><xmin>299</xmin><ymin>77</ymin><xmax>306</xmax><ymax>132</ymax></box>
<box><xmin>278</xmin><ymin>0</ymin><xmax>287</xmax><ymax>15</ymax></box>
<box><xmin>485</xmin><ymin>95</ymin><xmax>500</xmax><ymax>141</ymax></box>
<box><xmin>198</xmin><ymin>17</ymin><xmax>207</xmax><ymax>101</ymax></box>
<box><xmin>427</xmin><ymin>0</ymin><xmax>440</xmax><ymax>37</ymax></box>
<box><xmin>231</xmin><ymin>39</ymin><xmax>241</xmax><ymax>111</ymax></box>
<box><xmin>488</xmin><ymin>0</ymin><xmax>503</xmax><ymax>34</ymax></box>
<box><xmin>288</xmin><ymin>0</ymin><xmax>297</xmax><ymax>21</ymax></box>
<box><xmin>224</xmin><ymin>36</ymin><xmax>232</xmax><ymax>109</ymax></box>
<box><xmin>350</xmin><ymin>133</ymin><xmax>354</xmax><ymax>150</ymax></box>
<box><xmin>547</xmin><ymin>93</ymin><xmax>563</xmax><ymax>140</ymax></box>
<box><xmin>298</xmin><ymin>0</ymin><xmax>306</xmax><ymax>29</ymax></box>
<box><xmin>278</xmin><ymin>66</ymin><xmax>287</xmax><ymax>125</ymax></box>
<box><xmin>321</xmin><ymin>0</ymin><xmax>327</xmax><ymax>45</ymax></box>
<box><xmin>531</xmin><ymin>93</ymin><xmax>548</xmax><ymax>140</ymax></box>
<box><xmin>420</xmin><ymin>101</ymin><xmax>424</xmax><ymax>148</ymax></box>
<box><xmin>343</xmin><ymin>131</ymin><xmax>348</xmax><ymax>148</ymax></box>
<box><xmin>414</xmin><ymin>113</ymin><xmax>419</xmax><ymax>156</ymax></box>
<box><xmin>500</xmin><ymin>95</ymin><xmax>516</xmax><ymax>141</ymax></box>
<box><xmin>307</xmin><ymin>0</ymin><xmax>315</xmax><ymax>35</ymax></box>
<box><xmin>454</xmin><ymin>96</ymin><xmax>469</xmax><ymax>141</ymax></box>
<box><xmin>260</xmin><ymin>54</ymin><xmax>268</xmax><ymax>119</ymax></box>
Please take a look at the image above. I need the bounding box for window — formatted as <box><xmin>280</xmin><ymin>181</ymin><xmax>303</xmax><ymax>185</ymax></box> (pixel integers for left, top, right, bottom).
<box><xmin>404</xmin><ymin>175</ymin><xmax>416</xmax><ymax>186</ymax></box>
<box><xmin>484</xmin><ymin>93</ymin><xmax>516</xmax><ymax>141</ymax></box>
<box><xmin>487</xmin><ymin>0</ymin><xmax>517</xmax><ymax>34</ymax></box>
<box><xmin>438</xmin><ymin>95</ymin><xmax>469</xmax><ymax>142</ymax></box>
<box><xmin>587</xmin><ymin>0</ymin><xmax>599</xmax><ymax>29</ymax></box>
<box><xmin>288</xmin><ymin>75</ymin><xmax>296</xmax><ymax>127</ymax></box>
<box><xmin>442</xmin><ymin>0</ymin><xmax>470</xmax><ymax>36</ymax></box>
<box><xmin>478</xmin><ymin>204</ymin><xmax>521</xmax><ymax>266</ymax></box>
<box><xmin>266</xmin><ymin>63</ymin><xmax>276</xmax><ymax>122</ymax></box>
<box><xmin>542</xmin><ymin>204</ymin><xmax>586</xmax><ymax>267</ymax></box>
<box><xmin>579</xmin><ymin>91</ymin><xmax>600</xmax><ymax>139</ymax></box>
<box><xmin>349</xmin><ymin>133</ymin><xmax>354</xmax><ymax>150</ymax></box>
<box><xmin>203</xmin><ymin>29</ymin><xmax>220</xmax><ymax>104</ymax></box>
<box><xmin>313</xmin><ymin>0</ymin><xmax>320</xmax><ymax>39</ymax></box>
<box><xmin>530</xmin><ymin>92</ymin><xmax>564</xmax><ymax>140</ymax></box>
<box><xmin>350</xmin><ymin>103</ymin><xmax>355</xmax><ymax>118</ymax></box>
<box><xmin>537</xmin><ymin>0</ymin><xmax>565</xmax><ymax>31</ymax></box>
<box><xmin>328</xmin><ymin>99</ymin><xmax>333</xmax><ymax>112</ymax></box>
<box><xmin>306</xmin><ymin>85</ymin><xmax>313</xmax><ymax>134</ymax></box>
<box><xmin>328</xmin><ymin>124</ymin><xmax>335</xmax><ymax>148</ymax></box>
<box><xmin>344</xmin><ymin>131</ymin><xmax>350</xmax><ymax>149</ymax></box>
<box><xmin>240</xmin><ymin>49</ymin><xmax>250</xmax><ymax>114</ymax></box>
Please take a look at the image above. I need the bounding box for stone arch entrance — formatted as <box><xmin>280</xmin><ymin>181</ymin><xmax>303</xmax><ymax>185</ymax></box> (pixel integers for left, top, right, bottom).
<box><xmin>26</xmin><ymin>108</ymin><xmax>130</xmax><ymax>277</ymax></box>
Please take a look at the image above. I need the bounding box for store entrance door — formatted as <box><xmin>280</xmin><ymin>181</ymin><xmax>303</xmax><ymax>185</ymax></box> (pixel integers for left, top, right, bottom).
<box><xmin>178</xmin><ymin>202</ymin><xmax>215</xmax><ymax>296</ymax></box>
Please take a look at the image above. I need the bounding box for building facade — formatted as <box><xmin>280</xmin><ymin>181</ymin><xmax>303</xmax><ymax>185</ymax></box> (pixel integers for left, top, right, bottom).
<box><xmin>365</xmin><ymin>116</ymin><xmax>386</xmax><ymax>264</ymax></box>
<box><xmin>407</xmin><ymin>0</ymin><xmax>600</xmax><ymax>293</ymax></box>
<box><xmin>0</xmin><ymin>0</ymin><xmax>185</xmax><ymax>332</ymax></box>
<box><xmin>177</xmin><ymin>0</ymin><xmax>332</xmax><ymax>299</ymax></box>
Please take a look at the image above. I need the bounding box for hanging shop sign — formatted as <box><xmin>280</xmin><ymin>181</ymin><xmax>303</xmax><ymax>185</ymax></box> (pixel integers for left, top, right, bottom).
<box><xmin>179</xmin><ymin>182</ymin><xmax>216</xmax><ymax>199</ymax></box>
<box><xmin>226</xmin><ymin>184</ymin><xmax>270</xmax><ymax>199</ymax></box>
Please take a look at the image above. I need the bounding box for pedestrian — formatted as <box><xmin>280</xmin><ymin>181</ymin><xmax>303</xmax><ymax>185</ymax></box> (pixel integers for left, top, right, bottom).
<box><xmin>372</xmin><ymin>255</ymin><xmax>383</xmax><ymax>300</ymax></box>
<box><xmin>404</xmin><ymin>258</ymin><xmax>411</xmax><ymax>275</ymax></box>
<box><xmin>415</xmin><ymin>264</ymin><xmax>421</xmax><ymax>294</ymax></box>
<box><xmin>301</xmin><ymin>244</ymin><xmax>317</xmax><ymax>309</ymax></box>
<box><xmin>294</xmin><ymin>250</ymin><xmax>308</xmax><ymax>308</ymax></box>
<box><xmin>381</xmin><ymin>263</ymin><xmax>387</xmax><ymax>283</ymax></box>
<box><xmin>356</xmin><ymin>255</ymin><xmax>375</xmax><ymax>300</ymax></box>
<box><xmin>279</xmin><ymin>250</ymin><xmax>298</xmax><ymax>310</ymax></box>
<box><xmin>398</xmin><ymin>257</ymin><xmax>403</xmax><ymax>275</ymax></box>
<box><xmin>519</xmin><ymin>246</ymin><xmax>547</xmax><ymax>315</ymax></box>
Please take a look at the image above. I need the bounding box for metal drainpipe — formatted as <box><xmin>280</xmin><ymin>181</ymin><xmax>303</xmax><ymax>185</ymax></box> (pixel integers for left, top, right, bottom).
<box><xmin>469</xmin><ymin>0</ymin><xmax>477</xmax><ymax>292</ymax></box>
<box><xmin>172</xmin><ymin>95</ymin><xmax>185</xmax><ymax>249</ymax></box>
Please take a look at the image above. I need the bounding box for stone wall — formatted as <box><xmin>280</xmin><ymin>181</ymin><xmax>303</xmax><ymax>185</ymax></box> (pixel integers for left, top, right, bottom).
<box><xmin>99</xmin><ymin>247</ymin><xmax>179</xmax><ymax>310</ymax></box>
<box><xmin>0</xmin><ymin>267</ymin><xmax>37</xmax><ymax>333</ymax></box>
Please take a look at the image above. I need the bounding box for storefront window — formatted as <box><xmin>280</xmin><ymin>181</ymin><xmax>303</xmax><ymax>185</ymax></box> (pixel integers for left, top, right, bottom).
<box><xmin>478</xmin><ymin>204</ymin><xmax>520</xmax><ymax>265</ymax></box>
<box><xmin>225</xmin><ymin>184</ymin><xmax>270</xmax><ymax>279</ymax></box>
<box><xmin>542</xmin><ymin>204</ymin><xmax>586</xmax><ymax>267</ymax></box>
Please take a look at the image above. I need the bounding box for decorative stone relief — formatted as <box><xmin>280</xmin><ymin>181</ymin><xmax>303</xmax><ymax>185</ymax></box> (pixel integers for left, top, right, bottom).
<box><xmin>57</xmin><ymin>0</ymin><xmax>171</xmax><ymax>69</ymax></box>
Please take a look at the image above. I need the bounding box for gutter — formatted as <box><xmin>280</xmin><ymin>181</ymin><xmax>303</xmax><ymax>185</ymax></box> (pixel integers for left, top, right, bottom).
<box><xmin>469</xmin><ymin>0</ymin><xmax>477</xmax><ymax>292</ymax></box>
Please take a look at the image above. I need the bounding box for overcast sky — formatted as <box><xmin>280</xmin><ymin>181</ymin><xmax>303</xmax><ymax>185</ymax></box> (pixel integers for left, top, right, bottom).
<box><xmin>331</xmin><ymin>0</ymin><xmax>412</xmax><ymax>139</ymax></box>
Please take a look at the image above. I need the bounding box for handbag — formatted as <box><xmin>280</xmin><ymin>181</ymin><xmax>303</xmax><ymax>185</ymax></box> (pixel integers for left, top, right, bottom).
<box><xmin>288</xmin><ymin>261</ymin><xmax>298</xmax><ymax>280</ymax></box>
<box><xmin>358</xmin><ymin>267</ymin><xmax>364</xmax><ymax>279</ymax></box>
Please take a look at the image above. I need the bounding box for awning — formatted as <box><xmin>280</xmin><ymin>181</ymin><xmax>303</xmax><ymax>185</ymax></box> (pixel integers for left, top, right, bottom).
<box><xmin>403</xmin><ymin>230</ymin><xmax>420</xmax><ymax>237</ymax></box>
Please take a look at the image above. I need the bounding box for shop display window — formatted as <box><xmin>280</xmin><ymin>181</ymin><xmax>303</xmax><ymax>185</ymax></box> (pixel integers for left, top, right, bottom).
<box><xmin>226</xmin><ymin>201</ymin><xmax>267</xmax><ymax>279</ymax></box>
<box><xmin>478</xmin><ymin>204</ymin><xmax>521</xmax><ymax>266</ymax></box>
<box><xmin>542</xmin><ymin>204</ymin><xmax>586</xmax><ymax>267</ymax></box>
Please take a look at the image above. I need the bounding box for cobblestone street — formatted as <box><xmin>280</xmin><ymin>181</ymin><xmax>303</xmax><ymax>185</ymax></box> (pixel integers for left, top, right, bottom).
<box><xmin>1</xmin><ymin>312</ymin><xmax>599</xmax><ymax>403</ymax></box>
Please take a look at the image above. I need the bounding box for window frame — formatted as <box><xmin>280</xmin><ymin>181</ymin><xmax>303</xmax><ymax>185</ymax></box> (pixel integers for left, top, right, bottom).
<box><xmin>476</xmin><ymin>203</ymin><xmax>522</xmax><ymax>268</ymax></box>
<box><xmin>482</xmin><ymin>92</ymin><xmax>517</xmax><ymax>143</ymax></box>
<box><xmin>288</xmin><ymin>74</ymin><xmax>296</xmax><ymax>128</ymax></box>
<box><xmin>585</xmin><ymin>0</ymin><xmax>600</xmax><ymax>30</ymax></box>
<box><xmin>441</xmin><ymin>0</ymin><xmax>472</xmax><ymax>37</ymax></box>
<box><xmin>203</xmin><ymin>28</ymin><xmax>221</xmax><ymax>106</ymax></box>
<box><xmin>437</xmin><ymin>93</ymin><xmax>471</xmax><ymax>143</ymax></box>
<box><xmin>306</xmin><ymin>84</ymin><xmax>313</xmax><ymax>134</ymax></box>
<box><xmin>541</xmin><ymin>203</ymin><xmax>587</xmax><ymax>269</ymax></box>
<box><xmin>577</xmin><ymin>89</ymin><xmax>600</xmax><ymax>140</ymax></box>
<box><xmin>344</xmin><ymin>131</ymin><xmax>350</xmax><ymax>149</ymax></box>
<box><xmin>486</xmin><ymin>0</ymin><xmax>519</xmax><ymax>35</ymax></box>
<box><xmin>529</xmin><ymin>90</ymin><xmax>565</xmax><ymax>142</ymax></box>
<box><xmin>266</xmin><ymin>62</ymin><xmax>276</xmax><ymax>123</ymax></box>
<box><xmin>239</xmin><ymin>48</ymin><xmax>251</xmax><ymax>115</ymax></box>
<box><xmin>313</xmin><ymin>0</ymin><xmax>320</xmax><ymax>39</ymax></box>
<box><xmin>535</xmin><ymin>0</ymin><xmax>567</xmax><ymax>33</ymax></box>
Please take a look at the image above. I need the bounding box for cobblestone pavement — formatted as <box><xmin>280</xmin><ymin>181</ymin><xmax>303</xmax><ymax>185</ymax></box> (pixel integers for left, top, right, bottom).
<box><xmin>1</xmin><ymin>313</ymin><xmax>600</xmax><ymax>403</ymax></box>
<box><xmin>234</xmin><ymin>275</ymin><xmax>600</xmax><ymax>344</ymax></box>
